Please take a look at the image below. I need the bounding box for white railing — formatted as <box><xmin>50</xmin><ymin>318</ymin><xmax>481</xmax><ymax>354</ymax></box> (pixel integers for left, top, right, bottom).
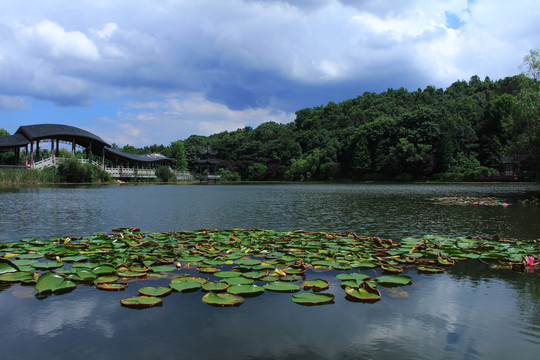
<box><xmin>30</xmin><ymin>156</ymin><xmax>196</xmax><ymax>180</ymax></box>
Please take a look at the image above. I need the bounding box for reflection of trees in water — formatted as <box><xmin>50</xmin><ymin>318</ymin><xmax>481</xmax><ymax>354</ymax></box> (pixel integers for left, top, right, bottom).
<box><xmin>447</xmin><ymin>260</ymin><xmax>540</xmax><ymax>325</ymax></box>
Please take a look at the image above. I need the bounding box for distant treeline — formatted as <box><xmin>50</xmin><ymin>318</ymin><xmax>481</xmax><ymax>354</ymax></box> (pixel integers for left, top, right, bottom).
<box><xmin>2</xmin><ymin>74</ymin><xmax>539</xmax><ymax>182</ymax></box>
<box><xmin>98</xmin><ymin>73</ymin><xmax>540</xmax><ymax>181</ymax></box>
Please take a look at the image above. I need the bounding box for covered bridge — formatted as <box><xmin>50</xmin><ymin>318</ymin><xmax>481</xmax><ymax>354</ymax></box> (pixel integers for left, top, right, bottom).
<box><xmin>0</xmin><ymin>124</ymin><xmax>173</xmax><ymax>169</ymax></box>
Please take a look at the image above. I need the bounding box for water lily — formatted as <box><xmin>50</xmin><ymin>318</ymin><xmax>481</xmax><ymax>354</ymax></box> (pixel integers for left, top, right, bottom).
<box><xmin>524</xmin><ymin>256</ymin><xmax>539</xmax><ymax>266</ymax></box>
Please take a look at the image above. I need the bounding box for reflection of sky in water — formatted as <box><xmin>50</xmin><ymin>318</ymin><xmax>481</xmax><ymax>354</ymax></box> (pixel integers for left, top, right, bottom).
<box><xmin>1</xmin><ymin>263</ymin><xmax>539</xmax><ymax>359</ymax></box>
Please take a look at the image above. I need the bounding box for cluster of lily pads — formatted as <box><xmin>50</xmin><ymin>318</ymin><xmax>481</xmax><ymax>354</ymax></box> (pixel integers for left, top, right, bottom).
<box><xmin>431</xmin><ymin>196</ymin><xmax>509</xmax><ymax>207</ymax></box>
<box><xmin>0</xmin><ymin>228</ymin><xmax>538</xmax><ymax>308</ymax></box>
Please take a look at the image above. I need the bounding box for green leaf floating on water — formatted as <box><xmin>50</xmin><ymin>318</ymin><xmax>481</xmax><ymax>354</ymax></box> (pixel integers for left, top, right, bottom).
<box><xmin>96</xmin><ymin>282</ymin><xmax>128</xmax><ymax>291</ymax></box>
<box><xmin>345</xmin><ymin>282</ymin><xmax>381</xmax><ymax>301</ymax></box>
<box><xmin>34</xmin><ymin>272</ymin><xmax>77</xmax><ymax>294</ymax></box>
<box><xmin>150</xmin><ymin>265</ymin><xmax>177</xmax><ymax>272</ymax></box>
<box><xmin>263</xmin><ymin>281</ymin><xmax>301</xmax><ymax>292</ymax></box>
<box><xmin>0</xmin><ymin>258</ymin><xmax>20</xmax><ymax>274</ymax></box>
<box><xmin>92</xmin><ymin>265</ymin><xmax>116</xmax><ymax>275</ymax></box>
<box><xmin>234</xmin><ymin>258</ymin><xmax>261</xmax><ymax>266</ymax></box>
<box><xmin>291</xmin><ymin>292</ymin><xmax>335</xmax><ymax>305</ymax></box>
<box><xmin>225</xmin><ymin>277</ymin><xmax>254</xmax><ymax>285</ymax></box>
<box><xmin>202</xmin><ymin>291</ymin><xmax>244</xmax><ymax>306</ymax></box>
<box><xmin>170</xmin><ymin>281</ymin><xmax>202</xmax><ymax>292</ymax></box>
<box><xmin>375</xmin><ymin>275</ymin><xmax>412</xmax><ymax>286</ymax></box>
<box><xmin>0</xmin><ymin>271</ymin><xmax>34</xmax><ymax>282</ymax></box>
<box><xmin>214</xmin><ymin>270</ymin><xmax>242</xmax><ymax>278</ymax></box>
<box><xmin>336</xmin><ymin>273</ymin><xmax>370</xmax><ymax>282</ymax></box>
<box><xmin>227</xmin><ymin>284</ymin><xmax>265</xmax><ymax>296</ymax></box>
<box><xmin>120</xmin><ymin>296</ymin><xmax>162</xmax><ymax>308</ymax></box>
<box><xmin>138</xmin><ymin>286</ymin><xmax>171</xmax><ymax>297</ymax></box>
<box><xmin>1</xmin><ymin>227</ymin><xmax>538</xmax><ymax>308</ymax></box>
<box><xmin>94</xmin><ymin>275</ymin><xmax>119</xmax><ymax>284</ymax></box>
<box><xmin>33</xmin><ymin>261</ymin><xmax>63</xmax><ymax>270</ymax></box>
<box><xmin>301</xmin><ymin>279</ymin><xmax>329</xmax><ymax>291</ymax></box>
<box><xmin>202</xmin><ymin>281</ymin><xmax>229</xmax><ymax>292</ymax></box>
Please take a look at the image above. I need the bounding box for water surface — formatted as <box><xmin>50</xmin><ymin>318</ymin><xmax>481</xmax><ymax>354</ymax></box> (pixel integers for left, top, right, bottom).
<box><xmin>0</xmin><ymin>183</ymin><xmax>539</xmax><ymax>360</ymax></box>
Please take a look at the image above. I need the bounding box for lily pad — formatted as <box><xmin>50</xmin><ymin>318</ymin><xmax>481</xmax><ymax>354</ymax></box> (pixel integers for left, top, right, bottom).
<box><xmin>301</xmin><ymin>279</ymin><xmax>329</xmax><ymax>291</ymax></box>
<box><xmin>33</xmin><ymin>261</ymin><xmax>63</xmax><ymax>270</ymax></box>
<box><xmin>117</xmin><ymin>270</ymin><xmax>147</xmax><ymax>278</ymax></box>
<box><xmin>242</xmin><ymin>271</ymin><xmax>269</xmax><ymax>279</ymax></box>
<box><xmin>225</xmin><ymin>277</ymin><xmax>254</xmax><ymax>285</ymax></box>
<box><xmin>345</xmin><ymin>282</ymin><xmax>381</xmax><ymax>301</ymax></box>
<box><xmin>202</xmin><ymin>291</ymin><xmax>244</xmax><ymax>306</ymax></box>
<box><xmin>96</xmin><ymin>282</ymin><xmax>128</xmax><ymax>291</ymax></box>
<box><xmin>202</xmin><ymin>281</ymin><xmax>229</xmax><ymax>292</ymax></box>
<box><xmin>0</xmin><ymin>258</ymin><xmax>20</xmax><ymax>274</ymax></box>
<box><xmin>336</xmin><ymin>273</ymin><xmax>370</xmax><ymax>282</ymax></box>
<box><xmin>0</xmin><ymin>271</ymin><xmax>34</xmax><ymax>282</ymax></box>
<box><xmin>263</xmin><ymin>281</ymin><xmax>301</xmax><ymax>292</ymax></box>
<box><xmin>417</xmin><ymin>266</ymin><xmax>445</xmax><ymax>273</ymax></box>
<box><xmin>234</xmin><ymin>258</ymin><xmax>261</xmax><ymax>266</ymax></box>
<box><xmin>120</xmin><ymin>296</ymin><xmax>162</xmax><ymax>308</ymax></box>
<box><xmin>214</xmin><ymin>270</ymin><xmax>242</xmax><ymax>278</ymax></box>
<box><xmin>68</xmin><ymin>269</ymin><xmax>97</xmax><ymax>282</ymax></box>
<box><xmin>150</xmin><ymin>265</ymin><xmax>177</xmax><ymax>272</ymax></box>
<box><xmin>375</xmin><ymin>275</ymin><xmax>412</xmax><ymax>286</ymax></box>
<box><xmin>170</xmin><ymin>281</ymin><xmax>202</xmax><ymax>292</ymax></box>
<box><xmin>92</xmin><ymin>265</ymin><xmax>116</xmax><ymax>275</ymax></box>
<box><xmin>138</xmin><ymin>286</ymin><xmax>171</xmax><ymax>297</ymax></box>
<box><xmin>94</xmin><ymin>275</ymin><xmax>119</xmax><ymax>284</ymax></box>
<box><xmin>292</xmin><ymin>292</ymin><xmax>335</xmax><ymax>305</ymax></box>
<box><xmin>227</xmin><ymin>284</ymin><xmax>265</xmax><ymax>296</ymax></box>
<box><xmin>34</xmin><ymin>272</ymin><xmax>77</xmax><ymax>294</ymax></box>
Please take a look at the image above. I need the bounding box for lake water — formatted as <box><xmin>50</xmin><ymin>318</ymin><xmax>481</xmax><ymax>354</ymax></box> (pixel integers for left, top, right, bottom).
<box><xmin>1</xmin><ymin>183</ymin><xmax>539</xmax><ymax>359</ymax></box>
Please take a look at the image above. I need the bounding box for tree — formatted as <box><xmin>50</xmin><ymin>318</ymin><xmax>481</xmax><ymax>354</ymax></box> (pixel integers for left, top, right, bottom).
<box><xmin>169</xmin><ymin>140</ymin><xmax>188</xmax><ymax>171</ymax></box>
<box><xmin>0</xmin><ymin>128</ymin><xmax>16</xmax><ymax>165</ymax></box>
<box><xmin>522</xmin><ymin>49</ymin><xmax>540</xmax><ymax>85</ymax></box>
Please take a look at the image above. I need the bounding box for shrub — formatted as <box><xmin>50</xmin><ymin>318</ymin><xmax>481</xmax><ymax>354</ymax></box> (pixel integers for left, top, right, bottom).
<box><xmin>57</xmin><ymin>157</ymin><xmax>111</xmax><ymax>183</ymax></box>
<box><xmin>155</xmin><ymin>166</ymin><xmax>175</xmax><ymax>182</ymax></box>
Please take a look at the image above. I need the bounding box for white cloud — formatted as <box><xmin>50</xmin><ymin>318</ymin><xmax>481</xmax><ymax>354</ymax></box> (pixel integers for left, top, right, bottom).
<box><xmin>102</xmin><ymin>93</ymin><xmax>294</xmax><ymax>146</ymax></box>
<box><xmin>0</xmin><ymin>95</ymin><xmax>28</xmax><ymax>110</ymax></box>
<box><xmin>21</xmin><ymin>20</ymin><xmax>100</xmax><ymax>61</ymax></box>
<box><xmin>0</xmin><ymin>0</ymin><xmax>538</xmax><ymax>142</ymax></box>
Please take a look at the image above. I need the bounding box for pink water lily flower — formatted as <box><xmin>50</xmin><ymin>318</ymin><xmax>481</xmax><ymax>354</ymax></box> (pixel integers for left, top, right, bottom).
<box><xmin>524</xmin><ymin>256</ymin><xmax>539</xmax><ymax>266</ymax></box>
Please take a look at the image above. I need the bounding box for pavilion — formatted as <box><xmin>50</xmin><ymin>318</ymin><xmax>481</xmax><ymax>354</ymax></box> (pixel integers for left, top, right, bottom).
<box><xmin>0</xmin><ymin>124</ymin><xmax>172</xmax><ymax>169</ymax></box>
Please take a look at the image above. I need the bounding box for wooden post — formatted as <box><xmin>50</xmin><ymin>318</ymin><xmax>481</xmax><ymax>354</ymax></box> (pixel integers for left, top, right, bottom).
<box><xmin>51</xmin><ymin>139</ymin><xmax>55</xmax><ymax>164</ymax></box>
<box><xmin>56</xmin><ymin>139</ymin><xmax>59</xmax><ymax>157</ymax></box>
<box><xmin>102</xmin><ymin>147</ymin><xmax>105</xmax><ymax>169</ymax></box>
<box><xmin>36</xmin><ymin>140</ymin><xmax>40</xmax><ymax>162</ymax></box>
<box><xmin>30</xmin><ymin>141</ymin><xmax>34</xmax><ymax>168</ymax></box>
<box><xmin>72</xmin><ymin>138</ymin><xmax>76</xmax><ymax>155</ymax></box>
<box><xmin>25</xmin><ymin>144</ymin><xmax>28</xmax><ymax>167</ymax></box>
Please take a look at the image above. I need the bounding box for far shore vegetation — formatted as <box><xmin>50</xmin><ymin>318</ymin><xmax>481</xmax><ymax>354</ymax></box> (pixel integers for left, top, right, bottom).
<box><xmin>2</xmin><ymin>50</ymin><xmax>540</xmax><ymax>185</ymax></box>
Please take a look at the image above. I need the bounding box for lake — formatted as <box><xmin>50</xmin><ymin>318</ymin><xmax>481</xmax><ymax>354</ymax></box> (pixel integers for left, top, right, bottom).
<box><xmin>1</xmin><ymin>183</ymin><xmax>539</xmax><ymax>359</ymax></box>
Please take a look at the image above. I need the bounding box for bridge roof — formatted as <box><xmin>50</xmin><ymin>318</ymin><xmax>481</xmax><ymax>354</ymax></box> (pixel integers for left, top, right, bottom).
<box><xmin>1</xmin><ymin>123</ymin><xmax>172</xmax><ymax>166</ymax></box>
<box><xmin>15</xmin><ymin>124</ymin><xmax>110</xmax><ymax>146</ymax></box>
<box><xmin>105</xmin><ymin>147</ymin><xmax>172</xmax><ymax>164</ymax></box>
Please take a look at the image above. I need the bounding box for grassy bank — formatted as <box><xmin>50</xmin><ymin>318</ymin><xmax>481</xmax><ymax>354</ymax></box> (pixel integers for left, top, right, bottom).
<box><xmin>0</xmin><ymin>167</ymin><xmax>59</xmax><ymax>186</ymax></box>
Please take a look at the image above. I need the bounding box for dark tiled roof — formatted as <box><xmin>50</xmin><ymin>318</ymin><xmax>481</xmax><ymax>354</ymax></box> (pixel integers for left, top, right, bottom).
<box><xmin>105</xmin><ymin>147</ymin><xmax>171</xmax><ymax>163</ymax></box>
<box><xmin>0</xmin><ymin>133</ymin><xmax>31</xmax><ymax>147</ymax></box>
<box><xmin>16</xmin><ymin>124</ymin><xmax>109</xmax><ymax>146</ymax></box>
<box><xmin>1</xmin><ymin>123</ymin><xmax>172</xmax><ymax>165</ymax></box>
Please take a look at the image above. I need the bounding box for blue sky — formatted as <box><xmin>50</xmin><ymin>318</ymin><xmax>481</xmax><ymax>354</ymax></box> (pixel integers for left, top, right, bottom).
<box><xmin>0</xmin><ymin>0</ymin><xmax>539</xmax><ymax>147</ymax></box>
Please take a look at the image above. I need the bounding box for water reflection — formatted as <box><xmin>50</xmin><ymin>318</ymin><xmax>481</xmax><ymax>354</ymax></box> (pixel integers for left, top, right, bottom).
<box><xmin>1</xmin><ymin>183</ymin><xmax>540</xmax><ymax>359</ymax></box>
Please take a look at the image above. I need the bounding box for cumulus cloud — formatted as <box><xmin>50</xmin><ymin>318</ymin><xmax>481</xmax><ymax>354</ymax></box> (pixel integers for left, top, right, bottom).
<box><xmin>0</xmin><ymin>0</ymin><xmax>538</xmax><ymax>144</ymax></box>
<box><xmin>101</xmin><ymin>93</ymin><xmax>294</xmax><ymax>146</ymax></box>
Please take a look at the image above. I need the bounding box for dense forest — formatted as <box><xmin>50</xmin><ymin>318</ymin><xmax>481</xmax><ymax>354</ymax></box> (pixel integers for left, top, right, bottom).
<box><xmin>112</xmin><ymin>71</ymin><xmax>539</xmax><ymax>182</ymax></box>
<box><xmin>2</xmin><ymin>52</ymin><xmax>540</xmax><ymax>182</ymax></box>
